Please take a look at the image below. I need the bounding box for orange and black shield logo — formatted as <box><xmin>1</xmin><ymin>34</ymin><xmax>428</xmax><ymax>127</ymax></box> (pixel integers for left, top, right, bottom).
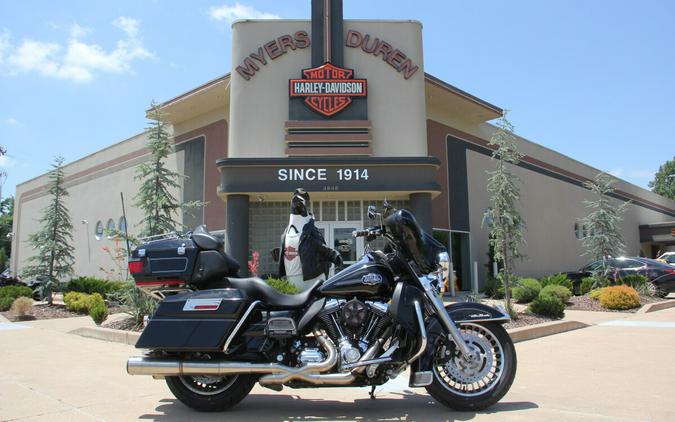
<box><xmin>290</xmin><ymin>62</ymin><xmax>367</xmax><ymax>117</ymax></box>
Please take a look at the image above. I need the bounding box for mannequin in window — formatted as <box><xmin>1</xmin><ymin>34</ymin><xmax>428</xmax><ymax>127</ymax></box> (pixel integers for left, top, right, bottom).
<box><xmin>277</xmin><ymin>188</ymin><xmax>342</xmax><ymax>291</ymax></box>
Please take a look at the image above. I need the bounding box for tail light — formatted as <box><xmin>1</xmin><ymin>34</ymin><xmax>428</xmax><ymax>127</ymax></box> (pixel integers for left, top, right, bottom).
<box><xmin>128</xmin><ymin>261</ymin><xmax>143</xmax><ymax>274</ymax></box>
<box><xmin>665</xmin><ymin>268</ymin><xmax>675</xmax><ymax>274</ymax></box>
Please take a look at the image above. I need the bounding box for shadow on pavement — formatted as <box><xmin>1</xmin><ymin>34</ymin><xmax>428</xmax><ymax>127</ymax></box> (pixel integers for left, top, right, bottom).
<box><xmin>139</xmin><ymin>393</ymin><xmax>538</xmax><ymax>421</ymax></box>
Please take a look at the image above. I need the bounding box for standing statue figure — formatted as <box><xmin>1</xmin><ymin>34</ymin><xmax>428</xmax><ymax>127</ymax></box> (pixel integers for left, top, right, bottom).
<box><xmin>278</xmin><ymin>188</ymin><xmax>342</xmax><ymax>291</ymax></box>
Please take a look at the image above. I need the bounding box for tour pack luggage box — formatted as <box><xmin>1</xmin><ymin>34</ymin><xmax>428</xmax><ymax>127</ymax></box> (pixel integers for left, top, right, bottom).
<box><xmin>135</xmin><ymin>288</ymin><xmax>250</xmax><ymax>351</ymax></box>
<box><xmin>129</xmin><ymin>237</ymin><xmax>200</xmax><ymax>293</ymax></box>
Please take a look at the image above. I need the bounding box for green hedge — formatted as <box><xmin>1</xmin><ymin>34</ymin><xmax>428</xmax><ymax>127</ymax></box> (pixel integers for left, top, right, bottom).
<box><xmin>0</xmin><ymin>296</ymin><xmax>14</xmax><ymax>311</ymax></box>
<box><xmin>540</xmin><ymin>284</ymin><xmax>572</xmax><ymax>304</ymax></box>
<box><xmin>265</xmin><ymin>278</ymin><xmax>299</xmax><ymax>295</ymax></box>
<box><xmin>618</xmin><ymin>274</ymin><xmax>648</xmax><ymax>290</ymax></box>
<box><xmin>512</xmin><ymin>278</ymin><xmax>542</xmax><ymax>303</ymax></box>
<box><xmin>0</xmin><ymin>285</ymin><xmax>33</xmax><ymax>301</ymax></box>
<box><xmin>64</xmin><ymin>291</ymin><xmax>108</xmax><ymax>324</ymax></box>
<box><xmin>528</xmin><ymin>295</ymin><xmax>565</xmax><ymax>319</ymax></box>
<box><xmin>539</xmin><ymin>273</ymin><xmax>573</xmax><ymax>291</ymax></box>
<box><xmin>580</xmin><ymin>277</ymin><xmax>594</xmax><ymax>295</ymax></box>
<box><xmin>65</xmin><ymin>277</ymin><xmax>127</xmax><ymax>299</ymax></box>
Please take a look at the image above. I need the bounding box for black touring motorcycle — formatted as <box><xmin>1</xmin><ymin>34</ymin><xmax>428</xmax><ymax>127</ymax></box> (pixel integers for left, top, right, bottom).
<box><xmin>126</xmin><ymin>204</ymin><xmax>517</xmax><ymax>412</ymax></box>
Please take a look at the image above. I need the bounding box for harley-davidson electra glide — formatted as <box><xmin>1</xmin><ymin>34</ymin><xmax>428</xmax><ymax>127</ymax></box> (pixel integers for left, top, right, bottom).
<box><xmin>126</xmin><ymin>204</ymin><xmax>517</xmax><ymax>412</ymax></box>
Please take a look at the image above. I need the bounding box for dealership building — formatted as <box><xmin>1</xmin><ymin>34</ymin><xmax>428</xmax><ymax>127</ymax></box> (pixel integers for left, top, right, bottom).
<box><xmin>11</xmin><ymin>1</ymin><xmax>675</xmax><ymax>290</ymax></box>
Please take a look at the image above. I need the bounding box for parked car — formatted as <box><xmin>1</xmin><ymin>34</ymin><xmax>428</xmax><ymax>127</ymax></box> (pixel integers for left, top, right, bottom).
<box><xmin>566</xmin><ymin>257</ymin><xmax>675</xmax><ymax>297</ymax></box>
<box><xmin>0</xmin><ymin>267</ymin><xmax>23</xmax><ymax>285</ymax></box>
<box><xmin>656</xmin><ymin>252</ymin><xmax>675</xmax><ymax>266</ymax></box>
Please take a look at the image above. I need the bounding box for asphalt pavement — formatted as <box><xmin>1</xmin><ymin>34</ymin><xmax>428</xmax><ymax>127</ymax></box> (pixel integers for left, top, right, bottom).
<box><xmin>1</xmin><ymin>308</ymin><xmax>675</xmax><ymax>421</ymax></box>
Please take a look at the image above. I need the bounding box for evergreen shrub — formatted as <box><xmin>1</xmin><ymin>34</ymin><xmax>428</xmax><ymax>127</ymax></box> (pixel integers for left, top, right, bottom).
<box><xmin>599</xmin><ymin>286</ymin><xmax>640</xmax><ymax>310</ymax></box>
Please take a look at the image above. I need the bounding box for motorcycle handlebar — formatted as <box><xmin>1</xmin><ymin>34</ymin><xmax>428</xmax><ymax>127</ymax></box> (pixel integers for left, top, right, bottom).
<box><xmin>352</xmin><ymin>227</ymin><xmax>382</xmax><ymax>238</ymax></box>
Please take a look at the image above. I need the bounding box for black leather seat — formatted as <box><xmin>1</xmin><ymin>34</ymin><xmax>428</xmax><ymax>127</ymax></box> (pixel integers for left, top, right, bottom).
<box><xmin>191</xmin><ymin>225</ymin><xmax>224</xmax><ymax>251</ymax></box>
<box><xmin>226</xmin><ymin>277</ymin><xmax>322</xmax><ymax>310</ymax></box>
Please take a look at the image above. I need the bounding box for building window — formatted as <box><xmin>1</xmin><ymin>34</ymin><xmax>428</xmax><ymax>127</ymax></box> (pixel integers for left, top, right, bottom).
<box><xmin>574</xmin><ymin>222</ymin><xmax>582</xmax><ymax>239</ymax></box>
<box><xmin>118</xmin><ymin>216</ymin><xmax>127</xmax><ymax>233</ymax></box>
<box><xmin>95</xmin><ymin>221</ymin><xmax>103</xmax><ymax>240</ymax></box>
<box><xmin>106</xmin><ymin>219</ymin><xmax>115</xmax><ymax>239</ymax></box>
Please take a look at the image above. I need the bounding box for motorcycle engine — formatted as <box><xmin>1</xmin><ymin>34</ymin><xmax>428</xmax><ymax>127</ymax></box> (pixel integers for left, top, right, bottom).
<box><xmin>318</xmin><ymin>298</ymin><xmax>391</xmax><ymax>369</ymax></box>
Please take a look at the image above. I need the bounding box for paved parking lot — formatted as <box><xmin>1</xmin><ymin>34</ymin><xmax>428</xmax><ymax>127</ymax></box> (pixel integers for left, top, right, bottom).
<box><xmin>1</xmin><ymin>308</ymin><xmax>675</xmax><ymax>421</ymax></box>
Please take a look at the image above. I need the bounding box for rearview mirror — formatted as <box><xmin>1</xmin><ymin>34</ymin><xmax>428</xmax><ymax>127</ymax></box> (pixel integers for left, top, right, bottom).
<box><xmin>367</xmin><ymin>205</ymin><xmax>377</xmax><ymax>220</ymax></box>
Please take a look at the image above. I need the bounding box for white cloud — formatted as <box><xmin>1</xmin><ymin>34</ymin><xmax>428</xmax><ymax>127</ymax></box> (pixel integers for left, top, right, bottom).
<box><xmin>5</xmin><ymin>117</ymin><xmax>18</xmax><ymax>126</ymax></box>
<box><xmin>69</xmin><ymin>23</ymin><xmax>90</xmax><ymax>39</ymax></box>
<box><xmin>608</xmin><ymin>168</ymin><xmax>624</xmax><ymax>178</ymax></box>
<box><xmin>0</xmin><ymin>155</ymin><xmax>15</xmax><ymax>168</ymax></box>
<box><xmin>113</xmin><ymin>16</ymin><xmax>139</xmax><ymax>38</ymax></box>
<box><xmin>628</xmin><ymin>169</ymin><xmax>654</xmax><ymax>179</ymax></box>
<box><xmin>1</xmin><ymin>17</ymin><xmax>152</xmax><ymax>83</ymax></box>
<box><xmin>208</xmin><ymin>3</ymin><xmax>280</xmax><ymax>23</ymax></box>
<box><xmin>0</xmin><ymin>30</ymin><xmax>10</xmax><ymax>64</ymax></box>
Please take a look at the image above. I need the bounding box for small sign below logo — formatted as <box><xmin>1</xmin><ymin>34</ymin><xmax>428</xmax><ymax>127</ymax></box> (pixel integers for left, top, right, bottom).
<box><xmin>362</xmin><ymin>273</ymin><xmax>383</xmax><ymax>286</ymax></box>
<box><xmin>290</xmin><ymin>62</ymin><xmax>367</xmax><ymax>117</ymax></box>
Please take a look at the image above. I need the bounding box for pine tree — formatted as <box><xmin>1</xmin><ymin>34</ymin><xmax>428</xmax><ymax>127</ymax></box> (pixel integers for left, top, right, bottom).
<box><xmin>581</xmin><ymin>173</ymin><xmax>628</xmax><ymax>284</ymax></box>
<box><xmin>134</xmin><ymin>101</ymin><xmax>203</xmax><ymax>237</ymax></box>
<box><xmin>482</xmin><ymin>112</ymin><xmax>526</xmax><ymax>317</ymax></box>
<box><xmin>22</xmin><ymin>157</ymin><xmax>74</xmax><ymax>304</ymax></box>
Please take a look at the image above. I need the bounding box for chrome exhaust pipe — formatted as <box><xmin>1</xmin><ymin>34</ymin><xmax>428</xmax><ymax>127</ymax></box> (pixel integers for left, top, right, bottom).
<box><xmin>127</xmin><ymin>331</ymin><xmax>354</xmax><ymax>385</ymax></box>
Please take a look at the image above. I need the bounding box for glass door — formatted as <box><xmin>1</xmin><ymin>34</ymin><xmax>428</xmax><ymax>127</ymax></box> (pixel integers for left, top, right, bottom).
<box><xmin>315</xmin><ymin>221</ymin><xmax>364</xmax><ymax>276</ymax></box>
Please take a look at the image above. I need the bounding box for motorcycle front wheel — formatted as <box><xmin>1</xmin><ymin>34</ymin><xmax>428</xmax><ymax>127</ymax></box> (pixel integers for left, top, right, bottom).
<box><xmin>165</xmin><ymin>373</ymin><xmax>256</xmax><ymax>412</ymax></box>
<box><xmin>425</xmin><ymin>321</ymin><xmax>517</xmax><ymax>411</ymax></box>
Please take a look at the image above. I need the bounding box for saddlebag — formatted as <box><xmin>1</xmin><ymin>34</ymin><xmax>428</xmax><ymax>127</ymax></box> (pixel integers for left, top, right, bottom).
<box><xmin>135</xmin><ymin>288</ymin><xmax>250</xmax><ymax>352</ymax></box>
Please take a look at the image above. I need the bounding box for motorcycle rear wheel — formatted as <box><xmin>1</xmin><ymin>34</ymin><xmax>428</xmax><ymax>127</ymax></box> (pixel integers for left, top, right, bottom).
<box><xmin>165</xmin><ymin>373</ymin><xmax>256</xmax><ymax>412</ymax></box>
<box><xmin>425</xmin><ymin>321</ymin><xmax>517</xmax><ymax>411</ymax></box>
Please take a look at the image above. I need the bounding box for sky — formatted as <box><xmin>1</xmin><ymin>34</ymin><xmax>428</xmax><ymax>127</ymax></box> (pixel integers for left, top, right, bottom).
<box><xmin>1</xmin><ymin>0</ymin><xmax>674</xmax><ymax>198</ymax></box>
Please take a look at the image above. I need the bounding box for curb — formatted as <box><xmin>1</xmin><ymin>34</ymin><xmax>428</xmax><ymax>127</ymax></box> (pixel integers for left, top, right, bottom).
<box><xmin>507</xmin><ymin>320</ymin><xmax>589</xmax><ymax>343</ymax></box>
<box><xmin>69</xmin><ymin>326</ymin><xmax>140</xmax><ymax>346</ymax></box>
<box><xmin>637</xmin><ymin>299</ymin><xmax>675</xmax><ymax>314</ymax></box>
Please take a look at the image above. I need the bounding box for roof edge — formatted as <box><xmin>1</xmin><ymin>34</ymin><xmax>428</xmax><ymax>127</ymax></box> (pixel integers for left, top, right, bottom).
<box><xmin>156</xmin><ymin>73</ymin><xmax>231</xmax><ymax>111</ymax></box>
<box><xmin>424</xmin><ymin>72</ymin><xmax>503</xmax><ymax>116</ymax></box>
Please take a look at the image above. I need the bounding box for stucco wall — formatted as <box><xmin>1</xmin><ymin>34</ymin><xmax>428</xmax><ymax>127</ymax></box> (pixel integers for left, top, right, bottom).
<box><xmin>12</xmin><ymin>133</ymin><xmax>186</xmax><ymax>279</ymax></box>
<box><xmin>466</xmin><ymin>149</ymin><xmax>675</xmax><ymax>281</ymax></box>
<box><xmin>229</xmin><ymin>19</ymin><xmax>427</xmax><ymax>158</ymax></box>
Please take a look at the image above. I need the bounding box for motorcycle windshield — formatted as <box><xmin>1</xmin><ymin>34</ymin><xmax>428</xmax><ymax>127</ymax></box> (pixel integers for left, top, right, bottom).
<box><xmin>385</xmin><ymin>209</ymin><xmax>446</xmax><ymax>273</ymax></box>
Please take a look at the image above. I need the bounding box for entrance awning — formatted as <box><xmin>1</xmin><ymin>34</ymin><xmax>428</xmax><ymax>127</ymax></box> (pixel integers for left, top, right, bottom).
<box><xmin>639</xmin><ymin>221</ymin><xmax>675</xmax><ymax>245</ymax></box>
<box><xmin>216</xmin><ymin>156</ymin><xmax>441</xmax><ymax>199</ymax></box>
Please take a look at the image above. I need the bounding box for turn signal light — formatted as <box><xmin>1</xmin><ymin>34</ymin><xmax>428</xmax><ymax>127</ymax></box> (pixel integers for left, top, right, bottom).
<box><xmin>128</xmin><ymin>261</ymin><xmax>143</xmax><ymax>274</ymax></box>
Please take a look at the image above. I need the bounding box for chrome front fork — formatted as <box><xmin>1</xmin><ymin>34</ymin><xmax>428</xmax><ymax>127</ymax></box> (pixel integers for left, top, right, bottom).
<box><xmin>418</xmin><ymin>276</ymin><xmax>478</xmax><ymax>360</ymax></box>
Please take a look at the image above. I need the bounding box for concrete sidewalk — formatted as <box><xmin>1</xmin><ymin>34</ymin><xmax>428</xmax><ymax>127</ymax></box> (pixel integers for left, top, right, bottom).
<box><xmin>1</xmin><ymin>307</ymin><xmax>675</xmax><ymax>421</ymax></box>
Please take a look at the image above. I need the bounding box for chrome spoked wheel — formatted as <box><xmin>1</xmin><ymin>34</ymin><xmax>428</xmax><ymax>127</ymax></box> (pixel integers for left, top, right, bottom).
<box><xmin>178</xmin><ymin>374</ymin><xmax>239</xmax><ymax>396</ymax></box>
<box><xmin>432</xmin><ymin>323</ymin><xmax>505</xmax><ymax>397</ymax></box>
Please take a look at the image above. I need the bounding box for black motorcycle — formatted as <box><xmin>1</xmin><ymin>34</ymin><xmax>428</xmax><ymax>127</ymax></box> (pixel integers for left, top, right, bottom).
<box><xmin>126</xmin><ymin>205</ymin><xmax>517</xmax><ymax>412</ymax></box>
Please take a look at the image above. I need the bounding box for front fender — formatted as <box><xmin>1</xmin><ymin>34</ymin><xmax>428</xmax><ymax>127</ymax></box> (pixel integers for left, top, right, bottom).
<box><xmin>412</xmin><ymin>302</ymin><xmax>510</xmax><ymax>374</ymax></box>
<box><xmin>445</xmin><ymin>302</ymin><xmax>510</xmax><ymax>324</ymax></box>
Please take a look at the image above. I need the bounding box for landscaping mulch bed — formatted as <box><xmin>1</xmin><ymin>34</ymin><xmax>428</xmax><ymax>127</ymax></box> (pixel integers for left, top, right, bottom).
<box><xmin>503</xmin><ymin>312</ymin><xmax>555</xmax><ymax>330</ymax></box>
<box><xmin>1</xmin><ymin>304</ymin><xmax>81</xmax><ymax>322</ymax></box>
<box><xmin>566</xmin><ymin>294</ymin><xmax>662</xmax><ymax>313</ymax></box>
<box><xmin>1</xmin><ymin>302</ymin><xmax>127</xmax><ymax>322</ymax></box>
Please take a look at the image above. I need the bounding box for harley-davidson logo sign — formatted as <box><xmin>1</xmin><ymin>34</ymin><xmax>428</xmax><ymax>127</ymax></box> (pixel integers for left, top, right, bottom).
<box><xmin>289</xmin><ymin>62</ymin><xmax>367</xmax><ymax>117</ymax></box>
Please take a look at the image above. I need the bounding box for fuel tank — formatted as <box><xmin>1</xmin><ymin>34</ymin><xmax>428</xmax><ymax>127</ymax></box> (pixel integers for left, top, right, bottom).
<box><xmin>319</xmin><ymin>253</ymin><xmax>394</xmax><ymax>299</ymax></box>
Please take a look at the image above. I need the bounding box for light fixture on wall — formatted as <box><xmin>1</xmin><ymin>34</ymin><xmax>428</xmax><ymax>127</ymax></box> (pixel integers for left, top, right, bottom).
<box><xmin>81</xmin><ymin>219</ymin><xmax>91</xmax><ymax>263</ymax></box>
